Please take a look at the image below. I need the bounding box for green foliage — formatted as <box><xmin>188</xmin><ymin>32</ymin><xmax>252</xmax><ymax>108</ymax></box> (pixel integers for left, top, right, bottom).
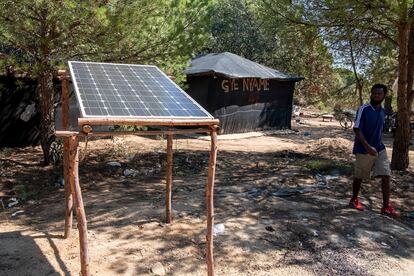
<box><xmin>0</xmin><ymin>0</ymin><xmax>212</xmax><ymax>73</ymax></box>
<box><xmin>14</xmin><ymin>184</ymin><xmax>29</xmax><ymax>201</ymax></box>
<box><xmin>206</xmin><ymin>0</ymin><xmax>269</xmax><ymax>62</ymax></box>
<box><xmin>257</xmin><ymin>0</ymin><xmax>414</xmax><ymax>109</ymax></box>
<box><xmin>205</xmin><ymin>0</ymin><xmax>340</xmax><ymax>106</ymax></box>
<box><xmin>0</xmin><ymin>0</ymin><xmax>212</xmax><ymax>163</ymax></box>
<box><xmin>301</xmin><ymin>159</ymin><xmax>352</xmax><ymax>173</ymax></box>
<box><xmin>0</xmin><ymin>147</ymin><xmax>13</xmax><ymax>158</ymax></box>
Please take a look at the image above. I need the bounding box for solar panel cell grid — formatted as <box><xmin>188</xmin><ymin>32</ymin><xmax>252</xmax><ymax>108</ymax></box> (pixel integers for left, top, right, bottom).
<box><xmin>69</xmin><ymin>61</ymin><xmax>212</xmax><ymax>119</ymax></box>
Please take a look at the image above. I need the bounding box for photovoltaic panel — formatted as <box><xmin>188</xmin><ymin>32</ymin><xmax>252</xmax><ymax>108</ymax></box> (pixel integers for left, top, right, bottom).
<box><xmin>68</xmin><ymin>61</ymin><xmax>213</xmax><ymax>119</ymax></box>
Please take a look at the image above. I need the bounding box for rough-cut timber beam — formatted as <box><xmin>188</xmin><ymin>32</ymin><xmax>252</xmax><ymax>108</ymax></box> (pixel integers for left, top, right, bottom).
<box><xmin>55</xmin><ymin>128</ymin><xmax>211</xmax><ymax>137</ymax></box>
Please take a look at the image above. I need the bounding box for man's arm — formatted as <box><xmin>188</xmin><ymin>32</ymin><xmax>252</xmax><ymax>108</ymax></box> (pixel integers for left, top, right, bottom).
<box><xmin>354</xmin><ymin>128</ymin><xmax>377</xmax><ymax>156</ymax></box>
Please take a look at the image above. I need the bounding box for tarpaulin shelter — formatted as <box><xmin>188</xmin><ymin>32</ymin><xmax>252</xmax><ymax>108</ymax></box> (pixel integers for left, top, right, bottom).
<box><xmin>184</xmin><ymin>52</ymin><xmax>303</xmax><ymax>133</ymax></box>
<box><xmin>0</xmin><ymin>75</ymin><xmax>40</xmax><ymax>147</ymax></box>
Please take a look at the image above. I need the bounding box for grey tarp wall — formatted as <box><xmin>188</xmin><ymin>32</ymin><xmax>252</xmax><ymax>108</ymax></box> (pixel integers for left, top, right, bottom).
<box><xmin>0</xmin><ymin>76</ymin><xmax>81</xmax><ymax>148</ymax></box>
<box><xmin>0</xmin><ymin>76</ymin><xmax>41</xmax><ymax>147</ymax></box>
<box><xmin>185</xmin><ymin>52</ymin><xmax>302</xmax><ymax>134</ymax></box>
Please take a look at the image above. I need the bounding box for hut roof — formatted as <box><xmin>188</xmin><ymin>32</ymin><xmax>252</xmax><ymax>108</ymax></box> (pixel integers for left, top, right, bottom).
<box><xmin>184</xmin><ymin>52</ymin><xmax>303</xmax><ymax>81</ymax></box>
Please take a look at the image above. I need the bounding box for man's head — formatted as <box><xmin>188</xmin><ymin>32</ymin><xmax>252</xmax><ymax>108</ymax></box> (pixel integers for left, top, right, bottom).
<box><xmin>370</xmin><ymin>83</ymin><xmax>388</xmax><ymax>106</ymax></box>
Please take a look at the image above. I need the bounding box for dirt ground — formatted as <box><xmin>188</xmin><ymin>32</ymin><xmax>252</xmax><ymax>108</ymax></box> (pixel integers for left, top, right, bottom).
<box><xmin>1</xmin><ymin>117</ymin><xmax>414</xmax><ymax>276</ymax></box>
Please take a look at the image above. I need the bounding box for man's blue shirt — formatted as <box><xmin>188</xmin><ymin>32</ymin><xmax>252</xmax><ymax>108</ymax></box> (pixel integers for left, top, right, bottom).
<box><xmin>352</xmin><ymin>103</ymin><xmax>385</xmax><ymax>154</ymax></box>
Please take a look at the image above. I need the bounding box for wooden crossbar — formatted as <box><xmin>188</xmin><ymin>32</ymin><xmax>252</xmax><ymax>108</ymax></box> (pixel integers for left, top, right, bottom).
<box><xmin>55</xmin><ymin>128</ymin><xmax>211</xmax><ymax>137</ymax></box>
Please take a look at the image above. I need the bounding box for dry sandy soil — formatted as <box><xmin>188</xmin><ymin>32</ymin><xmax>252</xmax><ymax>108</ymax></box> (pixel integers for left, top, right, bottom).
<box><xmin>1</xmin><ymin>117</ymin><xmax>414</xmax><ymax>275</ymax></box>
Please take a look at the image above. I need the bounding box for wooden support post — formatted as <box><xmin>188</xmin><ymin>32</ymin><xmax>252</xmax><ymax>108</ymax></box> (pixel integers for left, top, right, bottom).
<box><xmin>62</xmin><ymin>75</ymin><xmax>74</xmax><ymax>239</ymax></box>
<box><xmin>69</xmin><ymin>136</ymin><xmax>90</xmax><ymax>276</ymax></box>
<box><xmin>61</xmin><ymin>76</ymin><xmax>70</xmax><ymax>130</ymax></box>
<box><xmin>206</xmin><ymin>126</ymin><xmax>218</xmax><ymax>276</ymax></box>
<box><xmin>63</xmin><ymin>137</ymin><xmax>73</xmax><ymax>238</ymax></box>
<box><xmin>166</xmin><ymin>134</ymin><xmax>173</xmax><ymax>223</ymax></box>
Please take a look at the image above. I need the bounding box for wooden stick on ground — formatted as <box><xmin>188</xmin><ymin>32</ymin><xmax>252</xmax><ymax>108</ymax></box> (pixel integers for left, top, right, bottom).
<box><xmin>166</xmin><ymin>134</ymin><xmax>173</xmax><ymax>223</ymax></box>
<box><xmin>69</xmin><ymin>135</ymin><xmax>90</xmax><ymax>276</ymax></box>
<box><xmin>206</xmin><ymin>125</ymin><xmax>218</xmax><ymax>276</ymax></box>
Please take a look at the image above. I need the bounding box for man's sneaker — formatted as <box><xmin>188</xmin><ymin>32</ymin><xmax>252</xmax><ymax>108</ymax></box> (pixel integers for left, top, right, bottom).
<box><xmin>381</xmin><ymin>206</ymin><xmax>400</xmax><ymax>218</ymax></box>
<box><xmin>349</xmin><ymin>197</ymin><xmax>364</xmax><ymax>211</ymax></box>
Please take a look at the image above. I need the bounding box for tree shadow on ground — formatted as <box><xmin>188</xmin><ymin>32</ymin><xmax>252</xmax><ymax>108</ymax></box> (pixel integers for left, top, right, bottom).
<box><xmin>2</xmin><ymin>141</ymin><xmax>414</xmax><ymax>275</ymax></box>
<box><xmin>0</xmin><ymin>231</ymin><xmax>69</xmax><ymax>275</ymax></box>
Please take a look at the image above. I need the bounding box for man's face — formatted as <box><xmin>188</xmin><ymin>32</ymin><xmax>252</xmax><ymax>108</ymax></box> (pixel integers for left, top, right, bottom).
<box><xmin>370</xmin><ymin>88</ymin><xmax>385</xmax><ymax>105</ymax></box>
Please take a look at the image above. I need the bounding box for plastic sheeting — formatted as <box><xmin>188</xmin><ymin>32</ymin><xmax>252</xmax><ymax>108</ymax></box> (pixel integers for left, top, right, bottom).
<box><xmin>185</xmin><ymin>52</ymin><xmax>302</xmax><ymax>81</ymax></box>
<box><xmin>185</xmin><ymin>52</ymin><xmax>302</xmax><ymax>133</ymax></box>
<box><xmin>0</xmin><ymin>76</ymin><xmax>40</xmax><ymax>147</ymax></box>
<box><xmin>186</xmin><ymin>76</ymin><xmax>297</xmax><ymax>134</ymax></box>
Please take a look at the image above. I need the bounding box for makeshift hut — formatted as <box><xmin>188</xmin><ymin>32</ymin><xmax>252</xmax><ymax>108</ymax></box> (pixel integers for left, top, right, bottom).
<box><xmin>185</xmin><ymin>52</ymin><xmax>303</xmax><ymax>133</ymax></box>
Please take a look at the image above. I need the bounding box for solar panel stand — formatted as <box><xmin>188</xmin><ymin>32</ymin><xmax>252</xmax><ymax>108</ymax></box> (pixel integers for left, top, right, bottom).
<box><xmin>56</xmin><ymin>63</ymin><xmax>220</xmax><ymax>276</ymax></box>
<box><xmin>56</xmin><ymin>126</ymin><xmax>218</xmax><ymax>276</ymax></box>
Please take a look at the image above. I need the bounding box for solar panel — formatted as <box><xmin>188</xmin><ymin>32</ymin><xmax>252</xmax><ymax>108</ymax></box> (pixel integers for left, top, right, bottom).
<box><xmin>68</xmin><ymin>61</ymin><xmax>213</xmax><ymax>119</ymax></box>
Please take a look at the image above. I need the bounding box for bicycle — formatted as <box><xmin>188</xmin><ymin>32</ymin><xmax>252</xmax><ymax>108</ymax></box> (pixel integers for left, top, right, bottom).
<box><xmin>334</xmin><ymin>109</ymin><xmax>355</xmax><ymax>130</ymax></box>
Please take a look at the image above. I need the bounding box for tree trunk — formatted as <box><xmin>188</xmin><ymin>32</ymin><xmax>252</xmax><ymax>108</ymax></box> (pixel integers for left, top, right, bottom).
<box><xmin>357</xmin><ymin>81</ymin><xmax>363</xmax><ymax>106</ymax></box>
<box><xmin>407</xmin><ymin>19</ymin><xmax>414</xmax><ymax>107</ymax></box>
<box><xmin>391</xmin><ymin>21</ymin><xmax>411</xmax><ymax>170</ymax></box>
<box><xmin>348</xmin><ymin>37</ymin><xmax>364</xmax><ymax>106</ymax></box>
<box><xmin>37</xmin><ymin>69</ymin><xmax>55</xmax><ymax>165</ymax></box>
<box><xmin>384</xmin><ymin>95</ymin><xmax>393</xmax><ymax>115</ymax></box>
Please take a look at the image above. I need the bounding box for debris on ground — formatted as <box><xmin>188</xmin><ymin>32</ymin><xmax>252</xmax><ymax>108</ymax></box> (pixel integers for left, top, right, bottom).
<box><xmin>7</xmin><ymin>198</ymin><xmax>19</xmax><ymax>208</ymax></box>
<box><xmin>107</xmin><ymin>161</ymin><xmax>122</xmax><ymax>167</ymax></box>
<box><xmin>11</xmin><ymin>210</ymin><xmax>24</xmax><ymax>217</ymax></box>
<box><xmin>0</xmin><ymin>117</ymin><xmax>413</xmax><ymax>275</ymax></box>
<box><xmin>307</xmin><ymin>137</ymin><xmax>353</xmax><ymax>159</ymax></box>
<box><xmin>247</xmin><ymin>171</ymin><xmax>330</xmax><ymax>198</ymax></box>
<box><xmin>213</xmin><ymin>223</ymin><xmax>225</xmax><ymax>236</ymax></box>
<box><xmin>151</xmin><ymin>262</ymin><xmax>166</xmax><ymax>276</ymax></box>
<box><xmin>54</xmin><ymin>176</ymin><xmax>64</xmax><ymax>188</ymax></box>
<box><xmin>123</xmin><ymin>169</ymin><xmax>139</xmax><ymax>177</ymax></box>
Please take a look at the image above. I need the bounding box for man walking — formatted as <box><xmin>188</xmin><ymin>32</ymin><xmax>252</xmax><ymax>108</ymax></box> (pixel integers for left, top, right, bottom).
<box><xmin>349</xmin><ymin>84</ymin><xmax>399</xmax><ymax>218</ymax></box>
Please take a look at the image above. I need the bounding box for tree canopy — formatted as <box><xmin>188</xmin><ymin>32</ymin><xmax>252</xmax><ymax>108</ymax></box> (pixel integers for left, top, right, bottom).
<box><xmin>0</xmin><ymin>0</ymin><xmax>212</xmax><ymax>164</ymax></box>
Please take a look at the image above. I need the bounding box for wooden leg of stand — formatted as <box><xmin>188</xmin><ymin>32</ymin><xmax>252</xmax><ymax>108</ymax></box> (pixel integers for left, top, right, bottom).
<box><xmin>206</xmin><ymin>127</ymin><xmax>218</xmax><ymax>276</ymax></box>
<box><xmin>166</xmin><ymin>134</ymin><xmax>173</xmax><ymax>223</ymax></box>
<box><xmin>69</xmin><ymin>136</ymin><xmax>90</xmax><ymax>276</ymax></box>
<box><xmin>64</xmin><ymin>137</ymin><xmax>73</xmax><ymax>238</ymax></box>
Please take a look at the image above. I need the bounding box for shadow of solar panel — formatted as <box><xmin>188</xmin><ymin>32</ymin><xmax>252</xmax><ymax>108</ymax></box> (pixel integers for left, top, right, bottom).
<box><xmin>68</xmin><ymin>61</ymin><xmax>212</xmax><ymax>119</ymax></box>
